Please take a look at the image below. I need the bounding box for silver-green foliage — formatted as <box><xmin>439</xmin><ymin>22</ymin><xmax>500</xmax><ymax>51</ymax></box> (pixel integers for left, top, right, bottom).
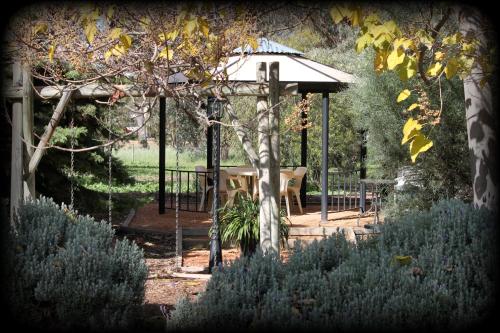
<box><xmin>167</xmin><ymin>199</ymin><xmax>496</xmax><ymax>331</ymax></box>
<box><xmin>8</xmin><ymin>196</ymin><xmax>148</xmax><ymax>330</ymax></box>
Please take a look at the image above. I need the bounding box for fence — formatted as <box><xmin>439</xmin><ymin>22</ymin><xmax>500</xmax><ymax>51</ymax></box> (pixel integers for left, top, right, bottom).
<box><xmin>159</xmin><ymin>167</ymin><xmax>394</xmax><ymax>213</ymax></box>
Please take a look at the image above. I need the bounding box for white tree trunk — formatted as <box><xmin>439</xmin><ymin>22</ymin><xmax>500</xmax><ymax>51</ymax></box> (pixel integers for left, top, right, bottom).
<box><xmin>257</xmin><ymin>62</ymin><xmax>272</xmax><ymax>253</ymax></box>
<box><xmin>459</xmin><ymin>8</ymin><xmax>498</xmax><ymax>211</ymax></box>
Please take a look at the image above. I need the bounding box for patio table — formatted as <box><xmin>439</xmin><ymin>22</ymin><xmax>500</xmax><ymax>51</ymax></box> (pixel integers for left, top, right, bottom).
<box><xmin>226</xmin><ymin>167</ymin><xmax>293</xmax><ymax>198</ymax></box>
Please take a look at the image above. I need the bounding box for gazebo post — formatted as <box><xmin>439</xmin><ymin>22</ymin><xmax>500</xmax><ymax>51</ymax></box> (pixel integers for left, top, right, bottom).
<box><xmin>321</xmin><ymin>92</ymin><xmax>329</xmax><ymax>223</ymax></box>
<box><xmin>359</xmin><ymin>130</ymin><xmax>367</xmax><ymax>213</ymax></box>
<box><xmin>158</xmin><ymin>96</ymin><xmax>166</xmax><ymax>214</ymax></box>
<box><xmin>300</xmin><ymin>92</ymin><xmax>308</xmax><ymax>208</ymax></box>
<box><xmin>206</xmin><ymin>97</ymin><xmax>213</xmax><ymax>170</ymax></box>
<box><xmin>209</xmin><ymin>98</ymin><xmax>223</xmax><ymax>272</ymax></box>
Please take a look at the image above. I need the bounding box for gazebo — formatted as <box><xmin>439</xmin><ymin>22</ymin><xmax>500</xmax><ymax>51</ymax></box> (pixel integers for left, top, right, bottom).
<box><xmin>157</xmin><ymin>38</ymin><xmax>356</xmax><ymax>224</ymax></box>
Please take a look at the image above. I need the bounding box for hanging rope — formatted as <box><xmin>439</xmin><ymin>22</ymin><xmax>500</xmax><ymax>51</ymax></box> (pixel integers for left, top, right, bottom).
<box><xmin>108</xmin><ymin>107</ymin><xmax>113</xmax><ymax>224</ymax></box>
<box><xmin>69</xmin><ymin>104</ymin><xmax>75</xmax><ymax>209</ymax></box>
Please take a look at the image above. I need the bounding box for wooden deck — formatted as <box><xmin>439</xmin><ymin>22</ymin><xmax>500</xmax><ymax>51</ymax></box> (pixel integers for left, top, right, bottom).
<box><xmin>122</xmin><ymin>202</ymin><xmax>383</xmax><ymax>269</ymax></box>
<box><xmin>126</xmin><ymin>202</ymin><xmax>382</xmax><ymax>239</ymax></box>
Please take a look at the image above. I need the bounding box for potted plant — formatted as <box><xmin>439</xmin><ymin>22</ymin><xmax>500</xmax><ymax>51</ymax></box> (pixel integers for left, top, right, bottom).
<box><xmin>217</xmin><ymin>192</ymin><xmax>290</xmax><ymax>256</ymax></box>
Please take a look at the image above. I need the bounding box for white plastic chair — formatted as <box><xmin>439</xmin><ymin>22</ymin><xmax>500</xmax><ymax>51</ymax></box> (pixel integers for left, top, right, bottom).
<box><xmin>219</xmin><ymin>170</ymin><xmax>245</xmax><ymax>208</ymax></box>
<box><xmin>280</xmin><ymin>172</ymin><xmax>292</xmax><ymax>217</ymax></box>
<box><xmin>195</xmin><ymin>166</ymin><xmax>213</xmax><ymax>211</ymax></box>
<box><xmin>287</xmin><ymin>167</ymin><xmax>307</xmax><ymax>214</ymax></box>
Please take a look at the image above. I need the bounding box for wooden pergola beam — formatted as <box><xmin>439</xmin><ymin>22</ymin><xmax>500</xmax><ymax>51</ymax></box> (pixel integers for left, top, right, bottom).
<box><xmin>4</xmin><ymin>82</ymin><xmax>299</xmax><ymax>100</ymax></box>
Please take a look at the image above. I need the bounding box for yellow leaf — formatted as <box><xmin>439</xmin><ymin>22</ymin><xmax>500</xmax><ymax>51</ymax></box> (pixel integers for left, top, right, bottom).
<box><xmin>416</xmin><ymin>29</ymin><xmax>434</xmax><ymax>48</ymax></box>
<box><xmin>249</xmin><ymin>37</ymin><xmax>259</xmax><ymax>51</ymax></box>
<box><xmin>434</xmin><ymin>51</ymin><xmax>444</xmax><ymax>61</ymax></box>
<box><xmin>444</xmin><ymin>57</ymin><xmax>459</xmax><ymax>80</ymax></box>
<box><xmin>198</xmin><ymin>17</ymin><xmax>210</xmax><ymax>37</ymax></box>
<box><xmin>374</xmin><ymin>50</ymin><xmax>388</xmax><ymax>73</ymax></box>
<box><xmin>106</xmin><ymin>6</ymin><xmax>115</xmax><ymax>19</ymax></box>
<box><xmin>397</xmin><ymin>89</ymin><xmax>411</xmax><ymax>103</ymax></box>
<box><xmin>330</xmin><ymin>6</ymin><xmax>348</xmax><ymax>24</ymax></box>
<box><xmin>410</xmin><ymin>134</ymin><xmax>433</xmax><ymax>163</ymax></box>
<box><xmin>355</xmin><ymin>33</ymin><xmax>373</xmax><ymax>53</ymax></box>
<box><xmin>397</xmin><ymin>56</ymin><xmax>417</xmax><ymax>81</ymax></box>
<box><xmin>48</xmin><ymin>44</ymin><xmax>55</xmax><ymax>63</ymax></box>
<box><xmin>119</xmin><ymin>34</ymin><xmax>132</xmax><ymax>49</ymax></box>
<box><xmin>84</xmin><ymin>22</ymin><xmax>97</xmax><ymax>44</ymax></box>
<box><xmin>108</xmin><ymin>28</ymin><xmax>122</xmax><ymax>40</ymax></box>
<box><xmin>442</xmin><ymin>32</ymin><xmax>462</xmax><ymax>45</ymax></box>
<box><xmin>159</xmin><ymin>48</ymin><xmax>174</xmax><ymax>60</ymax></box>
<box><xmin>33</xmin><ymin>22</ymin><xmax>48</xmax><ymax>35</ymax></box>
<box><xmin>111</xmin><ymin>45</ymin><xmax>126</xmax><ymax>57</ymax></box>
<box><xmin>183</xmin><ymin>17</ymin><xmax>198</xmax><ymax>36</ymax></box>
<box><xmin>104</xmin><ymin>50</ymin><xmax>112</xmax><ymax>61</ymax></box>
<box><xmin>427</xmin><ymin>62</ymin><xmax>443</xmax><ymax>77</ymax></box>
<box><xmin>350</xmin><ymin>8</ymin><xmax>362</xmax><ymax>27</ymax></box>
<box><xmin>393</xmin><ymin>255</ymin><xmax>412</xmax><ymax>266</ymax></box>
<box><xmin>407</xmin><ymin>103</ymin><xmax>419</xmax><ymax>111</ymax></box>
<box><xmin>387</xmin><ymin>47</ymin><xmax>405</xmax><ymax>70</ymax></box>
<box><xmin>401</xmin><ymin>117</ymin><xmax>421</xmax><ymax>144</ymax></box>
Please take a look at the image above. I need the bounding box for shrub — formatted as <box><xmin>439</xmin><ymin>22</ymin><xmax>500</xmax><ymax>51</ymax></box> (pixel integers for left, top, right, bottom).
<box><xmin>217</xmin><ymin>192</ymin><xmax>290</xmax><ymax>256</ymax></box>
<box><xmin>6</xmin><ymin>196</ymin><xmax>148</xmax><ymax>331</ymax></box>
<box><xmin>167</xmin><ymin>199</ymin><xmax>497</xmax><ymax>332</ymax></box>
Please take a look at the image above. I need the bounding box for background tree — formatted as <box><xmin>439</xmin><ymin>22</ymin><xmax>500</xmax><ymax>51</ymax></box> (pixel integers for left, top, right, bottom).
<box><xmin>328</xmin><ymin>2</ymin><xmax>497</xmax><ymax>210</ymax></box>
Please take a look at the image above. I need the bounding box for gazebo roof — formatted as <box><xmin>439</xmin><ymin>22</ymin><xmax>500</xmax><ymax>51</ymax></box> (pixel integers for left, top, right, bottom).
<box><xmin>232</xmin><ymin>38</ymin><xmax>304</xmax><ymax>56</ymax></box>
<box><xmin>221</xmin><ymin>38</ymin><xmax>356</xmax><ymax>93</ymax></box>
<box><xmin>170</xmin><ymin>38</ymin><xmax>356</xmax><ymax>93</ymax></box>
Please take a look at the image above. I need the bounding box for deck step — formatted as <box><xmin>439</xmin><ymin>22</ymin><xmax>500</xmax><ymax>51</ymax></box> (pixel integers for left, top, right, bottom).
<box><xmin>183</xmin><ymin>236</ymin><xmax>210</xmax><ymax>250</ymax></box>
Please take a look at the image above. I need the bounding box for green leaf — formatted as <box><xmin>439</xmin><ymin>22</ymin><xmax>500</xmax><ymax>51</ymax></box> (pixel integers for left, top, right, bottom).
<box><xmin>401</xmin><ymin>117</ymin><xmax>421</xmax><ymax>144</ymax></box>
<box><xmin>410</xmin><ymin>134</ymin><xmax>433</xmax><ymax>163</ymax></box>
<box><xmin>397</xmin><ymin>89</ymin><xmax>411</xmax><ymax>103</ymax></box>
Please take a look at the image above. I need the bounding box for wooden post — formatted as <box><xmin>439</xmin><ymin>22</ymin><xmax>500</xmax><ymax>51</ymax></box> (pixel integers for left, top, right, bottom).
<box><xmin>269</xmin><ymin>62</ymin><xmax>280</xmax><ymax>255</ymax></box>
<box><xmin>257</xmin><ymin>62</ymin><xmax>271</xmax><ymax>253</ymax></box>
<box><xmin>22</xmin><ymin>64</ymin><xmax>35</xmax><ymax>200</ymax></box>
<box><xmin>10</xmin><ymin>63</ymin><xmax>23</xmax><ymax>224</ymax></box>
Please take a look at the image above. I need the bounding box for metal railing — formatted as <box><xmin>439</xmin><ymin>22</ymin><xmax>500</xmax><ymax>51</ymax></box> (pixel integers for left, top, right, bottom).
<box><xmin>160</xmin><ymin>167</ymin><xmax>394</xmax><ymax>213</ymax></box>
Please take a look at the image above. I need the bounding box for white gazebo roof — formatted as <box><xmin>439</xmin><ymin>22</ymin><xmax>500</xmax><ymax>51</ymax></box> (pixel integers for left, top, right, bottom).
<box><xmin>215</xmin><ymin>37</ymin><xmax>356</xmax><ymax>92</ymax></box>
<box><xmin>169</xmin><ymin>38</ymin><xmax>356</xmax><ymax>93</ymax></box>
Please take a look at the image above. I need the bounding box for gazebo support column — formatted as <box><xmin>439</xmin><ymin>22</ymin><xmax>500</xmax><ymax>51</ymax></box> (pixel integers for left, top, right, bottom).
<box><xmin>206</xmin><ymin>97</ymin><xmax>214</xmax><ymax>170</ymax></box>
<box><xmin>300</xmin><ymin>92</ymin><xmax>308</xmax><ymax>208</ymax></box>
<box><xmin>359</xmin><ymin>130</ymin><xmax>367</xmax><ymax>213</ymax></box>
<box><xmin>269</xmin><ymin>62</ymin><xmax>280</xmax><ymax>255</ymax></box>
<box><xmin>321</xmin><ymin>92</ymin><xmax>329</xmax><ymax>223</ymax></box>
<box><xmin>158</xmin><ymin>96</ymin><xmax>166</xmax><ymax>214</ymax></box>
<box><xmin>209</xmin><ymin>101</ymin><xmax>222</xmax><ymax>272</ymax></box>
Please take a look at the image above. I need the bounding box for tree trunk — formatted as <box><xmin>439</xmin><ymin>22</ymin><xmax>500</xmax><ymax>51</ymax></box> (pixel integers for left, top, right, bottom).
<box><xmin>257</xmin><ymin>62</ymin><xmax>272</xmax><ymax>253</ymax></box>
<box><xmin>459</xmin><ymin>8</ymin><xmax>498</xmax><ymax>211</ymax></box>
